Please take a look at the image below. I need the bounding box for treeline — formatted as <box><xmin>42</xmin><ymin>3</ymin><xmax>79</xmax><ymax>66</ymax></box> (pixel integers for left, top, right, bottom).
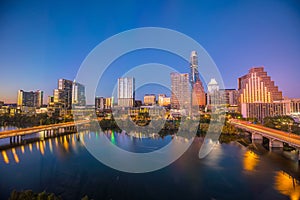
<box><xmin>0</xmin><ymin>113</ymin><xmax>73</xmax><ymax>128</ymax></box>
<box><xmin>263</xmin><ymin>116</ymin><xmax>300</xmax><ymax>135</ymax></box>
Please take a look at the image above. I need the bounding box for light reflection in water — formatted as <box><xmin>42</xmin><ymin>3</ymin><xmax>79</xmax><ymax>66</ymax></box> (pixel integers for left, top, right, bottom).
<box><xmin>21</xmin><ymin>145</ymin><xmax>25</xmax><ymax>154</ymax></box>
<box><xmin>274</xmin><ymin>171</ymin><xmax>300</xmax><ymax>200</ymax></box>
<box><xmin>11</xmin><ymin>148</ymin><xmax>19</xmax><ymax>163</ymax></box>
<box><xmin>55</xmin><ymin>137</ymin><xmax>58</xmax><ymax>147</ymax></box>
<box><xmin>49</xmin><ymin>139</ymin><xmax>53</xmax><ymax>153</ymax></box>
<box><xmin>39</xmin><ymin>141</ymin><xmax>44</xmax><ymax>155</ymax></box>
<box><xmin>29</xmin><ymin>143</ymin><xmax>32</xmax><ymax>152</ymax></box>
<box><xmin>243</xmin><ymin>151</ymin><xmax>259</xmax><ymax>172</ymax></box>
<box><xmin>63</xmin><ymin>136</ymin><xmax>69</xmax><ymax>152</ymax></box>
<box><xmin>36</xmin><ymin>141</ymin><xmax>39</xmax><ymax>150</ymax></box>
<box><xmin>111</xmin><ymin>130</ymin><xmax>116</xmax><ymax>145</ymax></box>
<box><xmin>1</xmin><ymin>150</ymin><xmax>9</xmax><ymax>164</ymax></box>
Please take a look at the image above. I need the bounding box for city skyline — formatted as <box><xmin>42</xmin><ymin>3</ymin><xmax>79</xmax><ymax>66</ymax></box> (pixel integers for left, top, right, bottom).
<box><xmin>1</xmin><ymin>0</ymin><xmax>300</xmax><ymax>103</ymax></box>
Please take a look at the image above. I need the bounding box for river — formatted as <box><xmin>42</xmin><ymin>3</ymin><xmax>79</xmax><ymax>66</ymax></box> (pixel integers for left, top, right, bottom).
<box><xmin>0</xmin><ymin>130</ymin><xmax>299</xmax><ymax>200</ymax></box>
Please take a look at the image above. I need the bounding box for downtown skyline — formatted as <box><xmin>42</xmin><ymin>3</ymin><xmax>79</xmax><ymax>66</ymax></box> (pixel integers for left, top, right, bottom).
<box><xmin>1</xmin><ymin>0</ymin><xmax>300</xmax><ymax>103</ymax></box>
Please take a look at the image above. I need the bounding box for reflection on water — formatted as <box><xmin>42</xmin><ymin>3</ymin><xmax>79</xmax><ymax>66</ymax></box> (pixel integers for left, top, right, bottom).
<box><xmin>274</xmin><ymin>171</ymin><xmax>300</xmax><ymax>200</ymax></box>
<box><xmin>243</xmin><ymin>151</ymin><xmax>259</xmax><ymax>172</ymax></box>
<box><xmin>0</xmin><ymin>131</ymin><xmax>299</xmax><ymax>200</ymax></box>
<box><xmin>1</xmin><ymin>150</ymin><xmax>9</xmax><ymax>164</ymax></box>
<box><xmin>11</xmin><ymin>148</ymin><xmax>19</xmax><ymax>163</ymax></box>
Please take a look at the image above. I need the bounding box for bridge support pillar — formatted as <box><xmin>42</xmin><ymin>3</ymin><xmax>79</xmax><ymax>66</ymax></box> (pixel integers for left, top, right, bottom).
<box><xmin>251</xmin><ymin>133</ymin><xmax>263</xmax><ymax>142</ymax></box>
<box><xmin>269</xmin><ymin>139</ymin><xmax>283</xmax><ymax>148</ymax></box>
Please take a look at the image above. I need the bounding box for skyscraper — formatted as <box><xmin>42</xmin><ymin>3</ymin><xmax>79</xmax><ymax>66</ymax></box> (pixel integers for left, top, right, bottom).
<box><xmin>207</xmin><ymin>78</ymin><xmax>220</xmax><ymax>105</ymax></box>
<box><xmin>53</xmin><ymin>79</ymin><xmax>73</xmax><ymax>110</ymax></box>
<box><xmin>72</xmin><ymin>81</ymin><xmax>86</xmax><ymax>106</ymax></box>
<box><xmin>238</xmin><ymin>67</ymin><xmax>283</xmax><ymax>104</ymax></box>
<box><xmin>190</xmin><ymin>51</ymin><xmax>200</xmax><ymax>84</ymax></box>
<box><xmin>118</xmin><ymin>77</ymin><xmax>135</xmax><ymax>107</ymax></box>
<box><xmin>171</xmin><ymin>72</ymin><xmax>190</xmax><ymax>110</ymax></box>
<box><xmin>190</xmin><ymin>51</ymin><xmax>206</xmax><ymax>107</ymax></box>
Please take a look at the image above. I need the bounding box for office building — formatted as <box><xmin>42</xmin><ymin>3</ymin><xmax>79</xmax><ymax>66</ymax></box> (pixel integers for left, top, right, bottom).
<box><xmin>158</xmin><ymin>94</ymin><xmax>171</xmax><ymax>107</ymax></box>
<box><xmin>238</xmin><ymin>67</ymin><xmax>283</xmax><ymax>104</ymax></box>
<box><xmin>171</xmin><ymin>72</ymin><xmax>190</xmax><ymax>110</ymax></box>
<box><xmin>17</xmin><ymin>89</ymin><xmax>43</xmax><ymax>109</ymax></box>
<box><xmin>190</xmin><ymin>51</ymin><xmax>206</xmax><ymax>107</ymax></box>
<box><xmin>144</xmin><ymin>94</ymin><xmax>156</xmax><ymax>105</ymax></box>
<box><xmin>95</xmin><ymin>97</ymin><xmax>112</xmax><ymax>110</ymax></box>
<box><xmin>118</xmin><ymin>77</ymin><xmax>135</xmax><ymax>107</ymax></box>
<box><xmin>72</xmin><ymin>81</ymin><xmax>86</xmax><ymax>106</ymax></box>
<box><xmin>207</xmin><ymin>78</ymin><xmax>221</xmax><ymax>105</ymax></box>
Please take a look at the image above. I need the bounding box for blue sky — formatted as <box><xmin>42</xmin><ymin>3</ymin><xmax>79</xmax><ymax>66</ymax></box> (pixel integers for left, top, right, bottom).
<box><xmin>0</xmin><ymin>0</ymin><xmax>300</xmax><ymax>103</ymax></box>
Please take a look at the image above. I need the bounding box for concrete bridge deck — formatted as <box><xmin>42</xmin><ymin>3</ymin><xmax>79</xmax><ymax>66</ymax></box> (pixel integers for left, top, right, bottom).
<box><xmin>229</xmin><ymin>119</ymin><xmax>300</xmax><ymax>149</ymax></box>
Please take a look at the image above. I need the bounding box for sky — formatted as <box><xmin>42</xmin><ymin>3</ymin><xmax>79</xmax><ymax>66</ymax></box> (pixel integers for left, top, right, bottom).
<box><xmin>0</xmin><ymin>0</ymin><xmax>300</xmax><ymax>104</ymax></box>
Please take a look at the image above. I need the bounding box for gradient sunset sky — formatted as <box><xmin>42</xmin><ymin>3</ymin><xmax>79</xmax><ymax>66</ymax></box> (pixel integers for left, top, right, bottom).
<box><xmin>0</xmin><ymin>0</ymin><xmax>300</xmax><ymax>103</ymax></box>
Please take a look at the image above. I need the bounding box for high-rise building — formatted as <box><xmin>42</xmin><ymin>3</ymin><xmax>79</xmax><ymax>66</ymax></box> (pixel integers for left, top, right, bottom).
<box><xmin>238</xmin><ymin>67</ymin><xmax>283</xmax><ymax>104</ymax></box>
<box><xmin>190</xmin><ymin>51</ymin><xmax>200</xmax><ymax>84</ymax></box>
<box><xmin>189</xmin><ymin>51</ymin><xmax>206</xmax><ymax>107</ymax></box>
<box><xmin>144</xmin><ymin>94</ymin><xmax>156</xmax><ymax>105</ymax></box>
<box><xmin>192</xmin><ymin>81</ymin><xmax>206</xmax><ymax>107</ymax></box>
<box><xmin>17</xmin><ymin>90</ymin><xmax>43</xmax><ymax>108</ymax></box>
<box><xmin>35</xmin><ymin>90</ymin><xmax>43</xmax><ymax>108</ymax></box>
<box><xmin>220</xmin><ymin>89</ymin><xmax>238</xmax><ymax>106</ymax></box>
<box><xmin>171</xmin><ymin>72</ymin><xmax>190</xmax><ymax>110</ymax></box>
<box><xmin>72</xmin><ymin>81</ymin><xmax>86</xmax><ymax>106</ymax></box>
<box><xmin>57</xmin><ymin>78</ymin><xmax>73</xmax><ymax>110</ymax></box>
<box><xmin>118</xmin><ymin>77</ymin><xmax>135</xmax><ymax>107</ymax></box>
<box><xmin>207</xmin><ymin>78</ymin><xmax>220</xmax><ymax>105</ymax></box>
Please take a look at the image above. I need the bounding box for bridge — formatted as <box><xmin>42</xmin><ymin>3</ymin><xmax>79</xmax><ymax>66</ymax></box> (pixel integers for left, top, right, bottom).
<box><xmin>0</xmin><ymin>119</ymin><xmax>91</xmax><ymax>144</ymax></box>
<box><xmin>229</xmin><ymin>119</ymin><xmax>300</xmax><ymax>162</ymax></box>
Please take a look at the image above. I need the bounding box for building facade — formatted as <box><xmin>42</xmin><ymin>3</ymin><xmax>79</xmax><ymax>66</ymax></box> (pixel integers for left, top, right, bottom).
<box><xmin>158</xmin><ymin>94</ymin><xmax>171</xmax><ymax>107</ymax></box>
<box><xmin>118</xmin><ymin>77</ymin><xmax>135</xmax><ymax>107</ymax></box>
<box><xmin>189</xmin><ymin>51</ymin><xmax>206</xmax><ymax>107</ymax></box>
<box><xmin>95</xmin><ymin>97</ymin><xmax>112</xmax><ymax>110</ymax></box>
<box><xmin>238</xmin><ymin>67</ymin><xmax>283</xmax><ymax>104</ymax></box>
<box><xmin>17</xmin><ymin>89</ymin><xmax>43</xmax><ymax>109</ymax></box>
<box><xmin>171</xmin><ymin>72</ymin><xmax>190</xmax><ymax>110</ymax></box>
<box><xmin>144</xmin><ymin>94</ymin><xmax>156</xmax><ymax>106</ymax></box>
<box><xmin>72</xmin><ymin>81</ymin><xmax>86</xmax><ymax>106</ymax></box>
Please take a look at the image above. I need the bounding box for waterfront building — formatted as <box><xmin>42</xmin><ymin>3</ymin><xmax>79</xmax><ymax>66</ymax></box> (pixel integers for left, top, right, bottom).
<box><xmin>72</xmin><ymin>81</ymin><xmax>86</xmax><ymax>106</ymax></box>
<box><xmin>95</xmin><ymin>97</ymin><xmax>112</xmax><ymax>111</ymax></box>
<box><xmin>118</xmin><ymin>77</ymin><xmax>135</xmax><ymax>107</ymax></box>
<box><xmin>144</xmin><ymin>94</ymin><xmax>156</xmax><ymax>106</ymax></box>
<box><xmin>17</xmin><ymin>89</ymin><xmax>43</xmax><ymax>110</ymax></box>
<box><xmin>170</xmin><ymin>72</ymin><xmax>190</xmax><ymax>110</ymax></box>
<box><xmin>241</xmin><ymin>98</ymin><xmax>300</xmax><ymax>122</ymax></box>
<box><xmin>238</xmin><ymin>67</ymin><xmax>282</xmax><ymax>104</ymax></box>
<box><xmin>158</xmin><ymin>94</ymin><xmax>171</xmax><ymax>107</ymax></box>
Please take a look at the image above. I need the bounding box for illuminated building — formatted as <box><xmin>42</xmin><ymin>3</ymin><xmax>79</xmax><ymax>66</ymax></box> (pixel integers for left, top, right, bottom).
<box><xmin>72</xmin><ymin>81</ymin><xmax>86</xmax><ymax>106</ymax></box>
<box><xmin>189</xmin><ymin>51</ymin><xmax>206</xmax><ymax>107</ymax></box>
<box><xmin>207</xmin><ymin>78</ymin><xmax>220</xmax><ymax>105</ymax></box>
<box><xmin>118</xmin><ymin>77</ymin><xmax>135</xmax><ymax>107</ymax></box>
<box><xmin>158</xmin><ymin>94</ymin><xmax>171</xmax><ymax>107</ymax></box>
<box><xmin>17</xmin><ymin>89</ymin><xmax>43</xmax><ymax>109</ymax></box>
<box><xmin>241</xmin><ymin>99</ymin><xmax>300</xmax><ymax>122</ymax></box>
<box><xmin>171</xmin><ymin>72</ymin><xmax>190</xmax><ymax>110</ymax></box>
<box><xmin>95</xmin><ymin>97</ymin><xmax>112</xmax><ymax>110</ymax></box>
<box><xmin>238</xmin><ymin>67</ymin><xmax>282</xmax><ymax>104</ymax></box>
<box><xmin>144</xmin><ymin>94</ymin><xmax>156</xmax><ymax>106</ymax></box>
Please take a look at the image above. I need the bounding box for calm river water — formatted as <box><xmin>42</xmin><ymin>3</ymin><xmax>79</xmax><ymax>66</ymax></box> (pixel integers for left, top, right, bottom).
<box><xmin>0</xmin><ymin>130</ymin><xmax>299</xmax><ymax>200</ymax></box>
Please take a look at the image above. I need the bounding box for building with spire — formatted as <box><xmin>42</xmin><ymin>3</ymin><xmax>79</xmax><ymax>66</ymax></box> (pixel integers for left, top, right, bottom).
<box><xmin>189</xmin><ymin>51</ymin><xmax>206</xmax><ymax>107</ymax></box>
